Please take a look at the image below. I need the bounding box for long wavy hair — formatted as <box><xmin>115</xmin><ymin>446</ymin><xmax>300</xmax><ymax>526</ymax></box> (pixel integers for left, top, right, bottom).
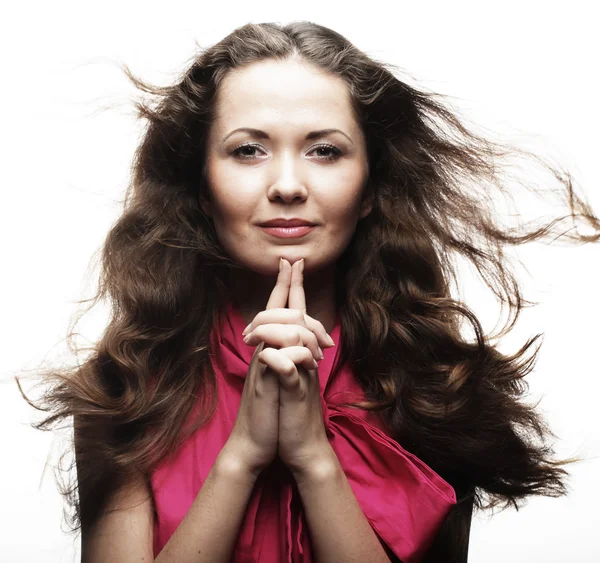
<box><xmin>17</xmin><ymin>20</ymin><xmax>600</xmax><ymax>549</ymax></box>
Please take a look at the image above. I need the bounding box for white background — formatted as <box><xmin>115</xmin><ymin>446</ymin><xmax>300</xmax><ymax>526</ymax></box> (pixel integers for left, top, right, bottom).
<box><xmin>1</xmin><ymin>1</ymin><xmax>599</xmax><ymax>562</ymax></box>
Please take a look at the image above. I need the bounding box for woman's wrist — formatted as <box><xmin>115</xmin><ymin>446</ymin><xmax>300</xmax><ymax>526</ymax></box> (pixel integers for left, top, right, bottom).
<box><xmin>216</xmin><ymin>443</ymin><xmax>263</xmax><ymax>484</ymax></box>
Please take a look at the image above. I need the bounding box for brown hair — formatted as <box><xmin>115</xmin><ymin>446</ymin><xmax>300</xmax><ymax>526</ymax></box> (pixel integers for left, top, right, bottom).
<box><xmin>16</xmin><ymin>21</ymin><xmax>599</xmax><ymax>542</ymax></box>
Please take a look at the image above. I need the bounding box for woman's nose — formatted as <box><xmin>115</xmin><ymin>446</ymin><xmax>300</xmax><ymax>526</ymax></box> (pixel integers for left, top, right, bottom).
<box><xmin>268</xmin><ymin>154</ymin><xmax>308</xmax><ymax>201</ymax></box>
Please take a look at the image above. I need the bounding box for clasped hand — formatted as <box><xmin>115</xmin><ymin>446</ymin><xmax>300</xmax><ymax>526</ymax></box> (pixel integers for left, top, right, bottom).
<box><xmin>241</xmin><ymin>257</ymin><xmax>336</xmax><ymax>477</ymax></box>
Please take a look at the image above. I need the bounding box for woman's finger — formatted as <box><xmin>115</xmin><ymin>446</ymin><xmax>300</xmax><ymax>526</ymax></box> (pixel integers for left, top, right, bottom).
<box><xmin>244</xmin><ymin>308</ymin><xmax>305</xmax><ymax>333</ymax></box>
<box><xmin>302</xmin><ymin>313</ymin><xmax>335</xmax><ymax>347</ymax></box>
<box><xmin>244</xmin><ymin>323</ymin><xmax>324</xmax><ymax>362</ymax></box>
<box><xmin>287</xmin><ymin>258</ymin><xmax>306</xmax><ymax>314</ymax></box>
<box><xmin>265</xmin><ymin>258</ymin><xmax>292</xmax><ymax>311</ymax></box>
<box><xmin>242</xmin><ymin>306</ymin><xmax>334</xmax><ymax>349</ymax></box>
<box><xmin>258</xmin><ymin>346</ymin><xmax>318</xmax><ymax>385</ymax></box>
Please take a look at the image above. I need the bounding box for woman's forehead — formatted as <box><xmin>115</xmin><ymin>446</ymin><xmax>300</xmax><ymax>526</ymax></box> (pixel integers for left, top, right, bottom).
<box><xmin>214</xmin><ymin>60</ymin><xmax>355</xmax><ymax>127</ymax></box>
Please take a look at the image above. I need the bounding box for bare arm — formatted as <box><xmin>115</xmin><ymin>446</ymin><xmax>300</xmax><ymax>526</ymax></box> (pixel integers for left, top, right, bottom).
<box><xmin>292</xmin><ymin>444</ymin><xmax>392</xmax><ymax>563</ymax></box>
<box><xmin>155</xmin><ymin>450</ymin><xmax>258</xmax><ymax>563</ymax></box>
<box><xmin>80</xmin><ymin>447</ymin><xmax>259</xmax><ymax>563</ymax></box>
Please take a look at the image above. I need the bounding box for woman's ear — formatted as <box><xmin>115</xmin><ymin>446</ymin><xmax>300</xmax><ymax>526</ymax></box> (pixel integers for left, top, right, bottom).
<box><xmin>359</xmin><ymin>188</ymin><xmax>373</xmax><ymax>220</ymax></box>
<box><xmin>360</xmin><ymin>201</ymin><xmax>372</xmax><ymax>219</ymax></box>
<box><xmin>200</xmin><ymin>196</ymin><xmax>211</xmax><ymax>218</ymax></box>
<box><xmin>199</xmin><ymin>182</ymin><xmax>212</xmax><ymax>218</ymax></box>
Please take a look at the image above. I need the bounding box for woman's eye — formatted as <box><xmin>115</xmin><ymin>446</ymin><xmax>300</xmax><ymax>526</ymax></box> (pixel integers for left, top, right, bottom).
<box><xmin>232</xmin><ymin>144</ymin><xmax>262</xmax><ymax>159</ymax></box>
<box><xmin>231</xmin><ymin>143</ymin><xmax>342</xmax><ymax>161</ymax></box>
<box><xmin>313</xmin><ymin>145</ymin><xmax>342</xmax><ymax>161</ymax></box>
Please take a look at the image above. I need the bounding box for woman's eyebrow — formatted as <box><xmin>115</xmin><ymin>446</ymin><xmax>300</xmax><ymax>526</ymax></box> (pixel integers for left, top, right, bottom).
<box><xmin>221</xmin><ymin>127</ymin><xmax>354</xmax><ymax>145</ymax></box>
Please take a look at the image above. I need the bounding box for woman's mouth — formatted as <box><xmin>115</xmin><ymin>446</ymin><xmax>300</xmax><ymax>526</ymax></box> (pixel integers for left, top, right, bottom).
<box><xmin>259</xmin><ymin>226</ymin><xmax>316</xmax><ymax>238</ymax></box>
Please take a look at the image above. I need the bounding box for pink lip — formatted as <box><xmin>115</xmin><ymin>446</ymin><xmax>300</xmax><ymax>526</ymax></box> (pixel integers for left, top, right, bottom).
<box><xmin>260</xmin><ymin>225</ymin><xmax>315</xmax><ymax>238</ymax></box>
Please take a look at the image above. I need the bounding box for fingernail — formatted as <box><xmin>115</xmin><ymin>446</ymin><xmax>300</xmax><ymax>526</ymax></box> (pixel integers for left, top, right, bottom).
<box><xmin>300</xmin><ymin>258</ymin><xmax>304</xmax><ymax>273</ymax></box>
<box><xmin>279</xmin><ymin>257</ymin><xmax>283</xmax><ymax>272</ymax></box>
<box><xmin>242</xmin><ymin>323</ymin><xmax>251</xmax><ymax>336</ymax></box>
<box><xmin>326</xmin><ymin>334</ymin><xmax>335</xmax><ymax>346</ymax></box>
<box><xmin>317</xmin><ymin>347</ymin><xmax>324</xmax><ymax>360</ymax></box>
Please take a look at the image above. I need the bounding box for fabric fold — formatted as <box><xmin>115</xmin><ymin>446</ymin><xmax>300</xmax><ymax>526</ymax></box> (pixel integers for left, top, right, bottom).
<box><xmin>325</xmin><ymin>404</ymin><xmax>456</xmax><ymax>562</ymax></box>
<box><xmin>151</xmin><ymin>299</ymin><xmax>457</xmax><ymax>563</ymax></box>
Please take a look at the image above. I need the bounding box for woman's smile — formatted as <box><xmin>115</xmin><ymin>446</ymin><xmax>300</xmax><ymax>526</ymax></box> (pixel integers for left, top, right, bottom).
<box><xmin>259</xmin><ymin>225</ymin><xmax>316</xmax><ymax>238</ymax></box>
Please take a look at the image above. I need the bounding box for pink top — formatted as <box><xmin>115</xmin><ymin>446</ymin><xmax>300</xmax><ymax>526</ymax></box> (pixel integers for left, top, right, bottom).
<box><xmin>151</xmin><ymin>300</ymin><xmax>457</xmax><ymax>562</ymax></box>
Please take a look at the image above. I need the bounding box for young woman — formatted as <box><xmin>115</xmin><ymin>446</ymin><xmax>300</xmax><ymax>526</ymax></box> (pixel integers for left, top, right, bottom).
<box><xmin>19</xmin><ymin>21</ymin><xmax>600</xmax><ymax>563</ymax></box>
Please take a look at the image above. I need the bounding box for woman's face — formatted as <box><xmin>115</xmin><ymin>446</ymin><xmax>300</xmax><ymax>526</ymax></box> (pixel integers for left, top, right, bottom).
<box><xmin>204</xmin><ymin>58</ymin><xmax>371</xmax><ymax>276</ymax></box>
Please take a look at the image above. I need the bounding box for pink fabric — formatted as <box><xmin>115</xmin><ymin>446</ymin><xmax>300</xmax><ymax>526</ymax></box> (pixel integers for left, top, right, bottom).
<box><xmin>151</xmin><ymin>300</ymin><xmax>457</xmax><ymax>562</ymax></box>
